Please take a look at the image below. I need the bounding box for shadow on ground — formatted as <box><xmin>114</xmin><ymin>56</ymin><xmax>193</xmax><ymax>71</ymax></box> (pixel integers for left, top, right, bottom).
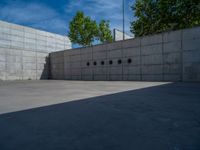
<box><xmin>0</xmin><ymin>83</ymin><xmax>200</xmax><ymax>150</ymax></box>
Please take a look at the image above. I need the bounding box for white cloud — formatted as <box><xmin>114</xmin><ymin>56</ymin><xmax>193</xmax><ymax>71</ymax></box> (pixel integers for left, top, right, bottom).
<box><xmin>65</xmin><ymin>0</ymin><xmax>134</xmax><ymax>34</ymax></box>
<box><xmin>0</xmin><ymin>1</ymin><xmax>67</xmax><ymax>35</ymax></box>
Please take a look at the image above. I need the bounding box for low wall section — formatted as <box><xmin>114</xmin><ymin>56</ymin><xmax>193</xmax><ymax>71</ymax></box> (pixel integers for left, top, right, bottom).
<box><xmin>50</xmin><ymin>27</ymin><xmax>200</xmax><ymax>82</ymax></box>
<box><xmin>0</xmin><ymin>21</ymin><xmax>71</xmax><ymax>80</ymax></box>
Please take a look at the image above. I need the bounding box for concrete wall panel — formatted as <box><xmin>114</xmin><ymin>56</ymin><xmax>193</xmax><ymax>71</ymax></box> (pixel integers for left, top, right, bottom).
<box><xmin>50</xmin><ymin>26</ymin><xmax>200</xmax><ymax>82</ymax></box>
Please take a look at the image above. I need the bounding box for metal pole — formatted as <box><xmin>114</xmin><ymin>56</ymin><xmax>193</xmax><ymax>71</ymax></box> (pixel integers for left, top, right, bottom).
<box><xmin>123</xmin><ymin>0</ymin><xmax>125</xmax><ymax>40</ymax></box>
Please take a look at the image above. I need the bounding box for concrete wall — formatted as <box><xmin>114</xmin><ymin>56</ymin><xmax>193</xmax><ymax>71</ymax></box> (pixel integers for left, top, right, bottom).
<box><xmin>0</xmin><ymin>20</ymin><xmax>71</xmax><ymax>80</ymax></box>
<box><xmin>50</xmin><ymin>27</ymin><xmax>200</xmax><ymax>82</ymax></box>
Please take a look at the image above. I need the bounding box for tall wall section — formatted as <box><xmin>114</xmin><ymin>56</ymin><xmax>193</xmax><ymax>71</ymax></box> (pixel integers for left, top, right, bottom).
<box><xmin>0</xmin><ymin>20</ymin><xmax>71</xmax><ymax>80</ymax></box>
<box><xmin>50</xmin><ymin>27</ymin><xmax>200</xmax><ymax>82</ymax></box>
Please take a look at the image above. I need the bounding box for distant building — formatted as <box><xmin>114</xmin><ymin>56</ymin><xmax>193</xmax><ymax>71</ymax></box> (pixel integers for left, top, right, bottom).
<box><xmin>113</xmin><ymin>29</ymin><xmax>134</xmax><ymax>41</ymax></box>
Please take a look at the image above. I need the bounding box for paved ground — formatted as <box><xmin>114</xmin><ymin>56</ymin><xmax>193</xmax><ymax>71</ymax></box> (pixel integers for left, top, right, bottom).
<box><xmin>0</xmin><ymin>81</ymin><xmax>200</xmax><ymax>150</ymax></box>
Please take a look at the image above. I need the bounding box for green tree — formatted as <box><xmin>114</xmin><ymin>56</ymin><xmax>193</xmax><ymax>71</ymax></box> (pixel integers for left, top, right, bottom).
<box><xmin>130</xmin><ymin>0</ymin><xmax>200</xmax><ymax>37</ymax></box>
<box><xmin>98</xmin><ymin>20</ymin><xmax>113</xmax><ymax>43</ymax></box>
<box><xmin>68</xmin><ymin>11</ymin><xmax>99</xmax><ymax>46</ymax></box>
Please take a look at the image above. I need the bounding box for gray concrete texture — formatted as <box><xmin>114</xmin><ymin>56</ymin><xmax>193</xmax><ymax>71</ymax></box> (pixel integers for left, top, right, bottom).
<box><xmin>0</xmin><ymin>20</ymin><xmax>71</xmax><ymax>80</ymax></box>
<box><xmin>0</xmin><ymin>81</ymin><xmax>200</xmax><ymax>150</ymax></box>
<box><xmin>50</xmin><ymin>26</ymin><xmax>200</xmax><ymax>81</ymax></box>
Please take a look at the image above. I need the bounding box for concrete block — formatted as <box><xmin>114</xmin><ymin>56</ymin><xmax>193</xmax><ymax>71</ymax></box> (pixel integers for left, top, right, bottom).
<box><xmin>23</xmin><ymin>51</ymin><xmax>36</xmax><ymax>57</ymax></box>
<box><xmin>24</xmin><ymin>32</ymin><xmax>36</xmax><ymax>39</ymax></box>
<box><xmin>142</xmin><ymin>54</ymin><xmax>162</xmax><ymax>65</ymax></box>
<box><xmin>0</xmin><ymin>27</ymin><xmax>10</xmax><ymax>34</ymax></box>
<box><xmin>71</xmin><ymin>75</ymin><xmax>81</xmax><ymax>80</ymax></box>
<box><xmin>71</xmin><ymin>68</ymin><xmax>81</xmax><ymax>76</ymax></box>
<box><xmin>79</xmin><ymin>47</ymin><xmax>92</xmax><ymax>55</ymax></box>
<box><xmin>93</xmin><ymin>51</ymin><xmax>107</xmax><ymax>60</ymax></box>
<box><xmin>93</xmin><ymin>67</ymin><xmax>108</xmax><ymax>75</ymax></box>
<box><xmin>6</xmin><ymin>49</ymin><xmax>21</xmax><ymax>56</ymax></box>
<box><xmin>23</xmin><ymin>56</ymin><xmax>36</xmax><ymax>63</ymax></box>
<box><xmin>7</xmin><ymin>75</ymin><xmax>22</xmax><ymax>80</ymax></box>
<box><xmin>122</xmin><ymin>38</ymin><xmax>140</xmax><ymax>48</ymax></box>
<box><xmin>183</xmin><ymin>63</ymin><xmax>200</xmax><ymax>81</ymax></box>
<box><xmin>123</xmin><ymin>47</ymin><xmax>140</xmax><ymax>57</ymax></box>
<box><xmin>23</xmin><ymin>70</ymin><xmax>37</xmax><ymax>80</ymax></box>
<box><xmin>142</xmin><ymin>74</ymin><xmax>163</xmax><ymax>81</ymax></box>
<box><xmin>0</xmin><ymin>62</ymin><xmax>6</xmax><ymax>70</ymax></box>
<box><xmin>142</xmin><ymin>65</ymin><xmax>163</xmax><ymax>74</ymax></box>
<box><xmin>7</xmin><ymin>55</ymin><xmax>22</xmax><ymax>63</ymax></box>
<box><xmin>163</xmin><ymin>64</ymin><xmax>181</xmax><ymax>74</ymax></box>
<box><xmin>0</xmin><ymin>48</ymin><xmax>6</xmax><ymax>55</ymax></box>
<box><xmin>11</xmin><ymin>29</ymin><xmax>24</xmax><ymax>37</ymax></box>
<box><xmin>23</xmin><ymin>63</ymin><xmax>37</xmax><ymax>70</ymax></box>
<box><xmin>70</xmin><ymin>55</ymin><xmax>81</xmax><ymax>62</ymax></box>
<box><xmin>11</xmin><ymin>36</ymin><xmax>24</xmax><ymax>42</ymax></box>
<box><xmin>0</xmin><ymin>33</ymin><xmax>12</xmax><ymax>41</ymax></box>
<box><xmin>163</xmin><ymin>30</ymin><xmax>181</xmax><ymax>42</ymax></box>
<box><xmin>82</xmin><ymin>75</ymin><xmax>93</xmax><ymax>81</ymax></box>
<box><xmin>123</xmin><ymin>56</ymin><xmax>140</xmax><ymax>66</ymax></box>
<box><xmin>36</xmin><ymin>30</ymin><xmax>47</xmax><ymax>36</ymax></box>
<box><xmin>164</xmin><ymin>74</ymin><xmax>181</xmax><ymax>81</ymax></box>
<box><xmin>109</xmin><ymin>75</ymin><xmax>122</xmax><ymax>81</ymax></box>
<box><xmin>183</xmin><ymin>50</ymin><xmax>200</xmax><ymax>63</ymax></box>
<box><xmin>0</xmin><ymin>39</ymin><xmax>11</xmax><ymax>47</ymax></box>
<box><xmin>109</xmin><ymin>66</ymin><xmax>122</xmax><ymax>75</ymax></box>
<box><xmin>24</xmin><ymin>43</ymin><xmax>36</xmax><ymax>50</ymax></box>
<box><xmin>0</xmin><ymin>71</ymin><xmax>6</xmax><ymax>80</ymax></box>
<box><xmin>37</xmin><ymin>63</ymin><xmax>46</xmax><ymax>70</ymax></box>
<box><xmin>163</xmin><ymin>52</ymin><xmax>181</xmax><ymax>64</ymax></box>
<box><xmin>182</xmin><ymin>27</ymin><xmax>200</xmax><ymax>40</ymax></box>
<box><xmin>93</xmin><ymin>44</ymin><xmax>107</xmax><ymax>52</ymax></box>
<box><xmin>81</xmin><ymin>68</ymin><xmax>93</xmax><ymax>75</ymax></box>
<box><xmin>81</xmin><ymin>53</ymin><xmax>93</xmax><ymax>61</ymax></box>
<box><xmin>108</xmin><ymin>49</ymin><xmax>122</xmax><ymax>58</ymax></box>
<box><xmin>37</xmin><ymin>52</ymin><xmax>48</xmax><ymax>58</ymax></box>
<box><xmin>94</xmin><ymin>75</ymin><xmax>107</xmax><ymax>81</ymax></box>
<box><xmin>24</xmin><ymin>27</ymin><xmax>36</xmax><ymax>34</ymax></box>
<box><xmin>127</xmin><ymin>66</ymin><xmax>141</xmax><ymax>75</ymax></box>
<box><xmin>70</xmin><ymin>61</ymin><xmax>81</xmax><ymax>69</ymax></box>
<box><xmin>141</xmin><ymin>44</ymin><xmax>162</xmax><ymax>55</ymax></box>
<box><xmin>141</xmin><ymin>34</ymin><xmax>162</xmax><ymax>46</ymax></box>
<box><xmin>10</xmin><ymin>24</ymin><xmax>24</xmax><ymax>31</ymax></box>
<box><xmin>11</xmin><ymin>41</ymin><xmax>24</xmax><ymax>48</ymax></box>
<box><xmin>123</xmin><ymin>75</ymin><xmax>141</xmax><ymax>81</ymax></box>
<box><xmin>70</xmin><ymin>48</ymin><xmax>81</xmax><ymax>56</ymax></box>
<box><xmin>7</xmin><ymin>63</ymin><xmax>22</xmax><ymax>73</ymax></box>
<box><xmin>107</xmin><ymin>41</ymin><xmax>122</xmax><ymax>50</ymax></box>
<box><xmin>163</xmin><ymin>41</ymin><xmax>181</xmax><ymax>53</ymax></box>
<box><xmin>182</xmin><ymin>38</ymin><xmax>200</xmax><ymax>51</ymax></box>
<box><xmin>0</xmin><ymin>54</ymin><xmax>6</xmax><ymax>62</ymax></box>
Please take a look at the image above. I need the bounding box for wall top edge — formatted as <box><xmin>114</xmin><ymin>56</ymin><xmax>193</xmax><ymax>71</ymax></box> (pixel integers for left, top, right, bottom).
<box><xmin>0</xmin><ymin>20</ymin><xmax>68</xmax><ymax>39</ymax></box>
<box><xmin>50</xmin><ymin>26</ymin><xmax>200</xmax><ymax>55</ymax></box>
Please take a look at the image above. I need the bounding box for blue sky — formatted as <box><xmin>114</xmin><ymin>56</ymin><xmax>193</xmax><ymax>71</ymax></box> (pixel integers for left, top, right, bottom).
<box><xmin>0</xmin><ymin>0</ymin><xmax>135</xmax><ymax>36</ymax></box>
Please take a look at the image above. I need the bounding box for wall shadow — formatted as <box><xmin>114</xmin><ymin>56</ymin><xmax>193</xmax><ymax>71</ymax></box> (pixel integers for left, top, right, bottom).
<box><xmin>40</xmin><ymin>56</ymin><xmax>50</xmax><ymax>80</ymax></box>
<box><xmin>0</xmin><ymin>83</ymin><xmax>200</xmax><ymax>150</ymax></box>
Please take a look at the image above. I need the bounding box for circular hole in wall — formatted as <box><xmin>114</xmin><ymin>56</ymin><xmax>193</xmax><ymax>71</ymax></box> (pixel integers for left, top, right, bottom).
<box><xmin>118</xmin><ymin>59</ymin><xmax>122</xmax><ymax>64</ymax></box>
<box><xmin>109</xmin><ymin>60</ymin><xmax>113</xmax><ymax>65</ymax></box>
<box><xmin>127</xmin><ymin>58</ymin><xmax>132</xmax><ymax>64</ymax></box>
<box><xmin>101</xmin><ymin>61</ymin><xmax>105</xmax><ymax>65</ymax></box>
<box><xmin>93</xmin><ymin>61</ymin><xmax>97</xmax><ymax>66</ymax></box>
<box><xmin>86</xmin><ymin>62</ymin><xmax>90</xmax><ymax>66</ymax></box>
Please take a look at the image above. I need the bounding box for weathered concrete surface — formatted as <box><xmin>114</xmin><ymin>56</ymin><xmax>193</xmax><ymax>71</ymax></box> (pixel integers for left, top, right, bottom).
<box><xmin>0</xmin><ymin>81</ymin><xmax>200</xmax><ymax>150</ymax></box>
<box><xmin>50</xmin><ymin>26</ymin><xmax>200</xmax><ymax>82</ymax></box>
<box><xmin>0</xmin><ymin>20</ymin><xmax>71</xmax><ymax>80</ymax></box>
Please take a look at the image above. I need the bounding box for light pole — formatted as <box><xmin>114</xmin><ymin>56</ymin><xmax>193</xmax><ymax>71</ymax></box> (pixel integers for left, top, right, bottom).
<box><xmin>122</xmin><ymin>0</ymin><xmax>125</xmax><ymax>40</ymax></box>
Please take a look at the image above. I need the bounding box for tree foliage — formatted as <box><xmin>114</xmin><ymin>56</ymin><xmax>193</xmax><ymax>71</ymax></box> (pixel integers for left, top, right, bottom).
<box><xmin>68</xmin><ymin>11</ymin><xmax>113</xmax><ymax>46</ymax></box>
<box><xmin>68</xmin><ymin>11</ymin><xmax>98</xmax><ymax>46</ymax></box>
<box><xmin>130</xmin><ymin>0</ymin><xmax>200</xmax><ymax>37</ymax></box>
<box><xmin>98</xmin><ymin>20</ymin><xmax>113</xmax><ymax>43</ymax></box>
